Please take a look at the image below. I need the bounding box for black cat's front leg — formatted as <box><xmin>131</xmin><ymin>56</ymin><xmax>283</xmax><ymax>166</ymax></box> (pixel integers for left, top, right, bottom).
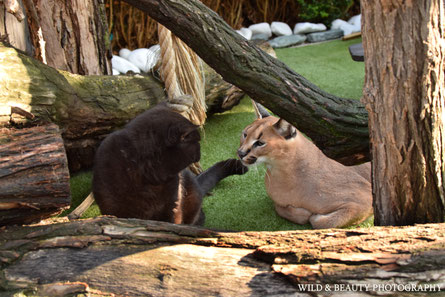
<box><xmin>196</xmin><ymin>159</ymin><xmax>248</xmax><ymax>195</ymax></box>
<box><xmin>181</xmin><ymin>191</ymin><xmax>205</xmax><ymax>225</ymax></box>
<box><xmin>179</xmin><ymin>170</ymin><xmax>205</xmax><ymax>225</ymax></box>
<box><xmin>176</xmin><ymin>160</ymin><xmax>247</xmax><ymax>226</ymax></box>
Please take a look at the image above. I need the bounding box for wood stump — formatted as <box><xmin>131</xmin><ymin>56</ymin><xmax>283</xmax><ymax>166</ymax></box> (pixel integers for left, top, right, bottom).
<box><xmin>0</xmin><ymin>124</ymin><xmax>70</xmax><ymax>225</ymax></box>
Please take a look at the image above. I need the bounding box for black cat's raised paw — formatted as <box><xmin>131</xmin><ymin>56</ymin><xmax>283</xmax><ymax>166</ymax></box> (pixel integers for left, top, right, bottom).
<box><xmin>224</xmin><ymin>158</ymin><xmax>249</xmax><ymax>175</ymax></box>
<box><xmin>196</xmin><ymin>158</ymin><xmax>247</xmax><ymax>195</ymax></box>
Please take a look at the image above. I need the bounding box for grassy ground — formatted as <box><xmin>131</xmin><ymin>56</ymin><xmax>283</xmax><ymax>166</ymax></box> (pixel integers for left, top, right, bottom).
<box><xmin>276</xmin><ymin>38</ymin><xmax>365</xmax><ymax>100</ymax></box>
<box><xmin>67</xmin><ymin>38</ymin><xmax>372</xmax><ymax>230</ymax></box>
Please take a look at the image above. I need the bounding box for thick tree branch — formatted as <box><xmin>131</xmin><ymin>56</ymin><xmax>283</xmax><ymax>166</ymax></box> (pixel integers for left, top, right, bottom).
<box><xmin>122</xmin><ymin>0</ymin><xmax>370</xmax><ymax>164</ymax></box>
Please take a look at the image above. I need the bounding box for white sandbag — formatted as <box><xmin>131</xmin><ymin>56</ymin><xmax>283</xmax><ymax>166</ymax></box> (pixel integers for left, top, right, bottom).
<box><xmin>127</xmin><ymin>45</ymin><xmax>161</xmax><ymax>73</ymax></box>
<box><xmin>271</xmin><ymin>21</ymin><xmax>292</xmax><ymax>36</ymax></box>
<box><xmin>248</xmin><ymin>22</ymin><xmax>272</xmax><ymax>38</ymax></box>
<box><xmin>331</xmin><ymin>19</ymin><xmax>348</xmax><ymax>30</ymax></box>
<box><xmin>111</xmin><ymin>55</ymin><xmax>140</xmax><ymax>74</ymax></box>
<box><xmin>348</xmin><ymin>14</ymin><xmax>361</xmax><ymax>27</ymax></box>
<box><xmin>347</xmin><ymin>14</ymin><xmax>361</xmax><ymax>33</ymax></box>
<box><xmin>236</xmin><ymin>27</ymin><xmax>252</xmax><ymax>40</ymax></box>
<box><xmin>331</xmin><ymin>19</ymin><xmax>359</xmax><ymax>36</ymax></box>
<box><xmin>293</xmin><ymin>22</ymin><xmax>326</xmax><ymax>34</ymax></box>
<box><xmin>119</xmin><ymin>48</ymin><xmax>131</xmax><ymax>60</ymax></box>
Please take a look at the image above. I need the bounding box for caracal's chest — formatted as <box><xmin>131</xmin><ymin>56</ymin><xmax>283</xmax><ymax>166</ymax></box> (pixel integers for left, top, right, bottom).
<box><xmin>264</xmin><ymin>165</ymin><xmax>310</xmax><ymax>207</ymax></box>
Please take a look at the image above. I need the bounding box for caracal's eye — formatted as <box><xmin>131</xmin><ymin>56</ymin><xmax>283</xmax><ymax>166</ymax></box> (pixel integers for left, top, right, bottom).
<box><xmin>253</xmin><ymin>140</ymin><xmax>265</xmax><ymax>147</ymax></box>
<box><xmin>242</xmin><ymin>132</ymin><xmax>247</xmax><ymax>139</ymax></box>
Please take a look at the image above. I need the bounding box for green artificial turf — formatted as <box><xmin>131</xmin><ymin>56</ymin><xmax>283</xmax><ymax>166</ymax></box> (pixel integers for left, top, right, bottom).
<box><xmin>67</xmin><ymin>38</ymin><xmax>372</xmax><ymax>230</ymax></box>
<box><xmin>275</xmin><ymin>38</ymin><xmax>365</xmax><ymax>100</ymax></box>
<box><xmin>62</xmin><ymin>171</ymin><xmax>100</xmax><ymax>218</ymax></box>
<box><xmin>199</xmin><ymin>99</ymin><xmax>307</xmax><ymax>231</ymax></box>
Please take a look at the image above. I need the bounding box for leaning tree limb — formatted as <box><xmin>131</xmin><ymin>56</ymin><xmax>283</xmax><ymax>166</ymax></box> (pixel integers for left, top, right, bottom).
<box><xmin>1</xmin><ymin>217</ymin><xmax>444</xmax><ymax>296</ymax></box>
<box><xmin>121</xmin><ymin>0</ymin><xmax>370</xmax><ymax>165</ymax></box>
<box><xmin>0</xmin><ymin>42</ymin><xmax>246</xmax><ymax>172</ymax></box>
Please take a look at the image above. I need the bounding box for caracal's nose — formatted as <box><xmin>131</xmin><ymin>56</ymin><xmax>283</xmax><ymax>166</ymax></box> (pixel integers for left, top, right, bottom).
<box><xmin>237</xmin><ymin>149</ymin><xmax>247</xmax><ymax>159</ymax></box>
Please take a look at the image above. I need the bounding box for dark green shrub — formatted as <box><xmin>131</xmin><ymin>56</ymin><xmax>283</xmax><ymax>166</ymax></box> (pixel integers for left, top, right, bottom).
<box><xmin>296</xmin><ymin>0</ymin><xmax>357</xmax><ymax>25</ymax></box>
<box><xmin>239</xmin><ymin>0</ymin><xmax>359</xmax><ymax>28</ymax></box>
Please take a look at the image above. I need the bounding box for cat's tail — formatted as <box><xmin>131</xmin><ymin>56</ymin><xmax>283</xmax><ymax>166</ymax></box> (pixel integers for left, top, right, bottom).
<box><xmin>196</xmin><ymin>159</ymin><xmax>248</xmax><ymax>195</ymax></box>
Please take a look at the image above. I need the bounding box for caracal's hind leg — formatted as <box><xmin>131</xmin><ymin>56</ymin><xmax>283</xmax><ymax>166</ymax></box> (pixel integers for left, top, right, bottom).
<box><xmin>275</xmin><ymin>205</ymin><xmax>312</xmax><ymax>225</ymax></box>
<box><xmin>309</xmin><ymin>205</ymin><xmax>370</xmax><ymax>229</ymax></box>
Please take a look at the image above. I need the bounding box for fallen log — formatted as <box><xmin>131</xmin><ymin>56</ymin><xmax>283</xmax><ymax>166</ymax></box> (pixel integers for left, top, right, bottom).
<box><xmin>0</xmin><ymin>42</ymin><xmax>165</xmax><ymax>172</ymax></box>
<box><xmin>0</xmin><ymin>124</ymin><xmax>70</xmax><ymax>225</ymax></box>
<box><xmin>0</xmin><ymin>42</ymin><xmax>256</xmax><ymax>172</ymax></box>
<box><xmin>0</xmin><ymin>217</ymin><xmax>444</xmax><ymax>296</ymax></box>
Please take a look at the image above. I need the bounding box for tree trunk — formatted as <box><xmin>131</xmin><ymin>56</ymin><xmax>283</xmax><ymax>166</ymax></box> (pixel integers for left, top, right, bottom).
<box><xmin>0</xmin><ymin>0</ymin><xmax>113</xmax><ymax>75</ymax></box>
<box><xmin>121</xmin><ymin>0</ymin><xmax>370</xmax><ymax>165</ymax></box>
<box><xmin>361</xmin><ymin>0</ymin><xmax>445</xmax><ymax>225</ymax></box>
<box><xmin>0</xmin><ymin>0</ymin><xmax>33</xmax><ymax>55</ymax></box>
<box><xmin>1</xmin><ymin>217</ymin><xmax>444</xmax><ymax>296</ymax></box>
<box><xmin>0</xmin><ymin>124</ymin><xmax>70</xmax><ymax>226</ymax></box>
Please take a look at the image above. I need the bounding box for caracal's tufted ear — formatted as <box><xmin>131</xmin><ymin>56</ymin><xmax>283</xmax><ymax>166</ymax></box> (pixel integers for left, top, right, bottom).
<box><xmin>273</xmin><ymin>118</ymin><xmax>297</xmax><ymax>140</ymax></box>
<box><xmin>251</xmin><ymin>99</ymin><xmax>270</xmax><ymax>119</ymax></box>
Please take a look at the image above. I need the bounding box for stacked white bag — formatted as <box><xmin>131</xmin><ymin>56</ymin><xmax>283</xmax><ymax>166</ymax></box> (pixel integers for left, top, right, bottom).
<box><xmin>331</xmin><ymin>14</ymin><xmax>361</xmax><ymax>36</ymax></box>
<box><xmin>112</xmin><ymin>14</ymin><xmax>362</xmax><ymax>66</ymax></box>
<box><xmin>111</xmin><ymin>44</ymin><xmax>161</xmax><ymax>75</ymax></box>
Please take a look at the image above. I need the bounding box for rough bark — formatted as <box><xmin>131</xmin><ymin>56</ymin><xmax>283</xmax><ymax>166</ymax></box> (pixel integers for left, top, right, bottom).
<box><xmin>0</xmin><ymin>124</ymin><xmax>70</xmax><ymax>226</ymax></box>
<box><xmin>22</xmin><ymin>0</ymin><xmax>112</xmax><ymax>75</ymax></box>
<box><xmin>361</xmin><ymin>0</ymin><xmax>445</xmax><ymax>225</ymax></box>
<box><xmin>121</xmin><ymin>0</ymin><xmax>370</xmax><ymax>165</ymax></box>
<box><xmin>1</xmin><ymin>0</ymin><xmax>112</xmax><ymax>75</ymax></box>
<box><xmin>0</xmin><ymin>0</ymin><xmax>33</xmax><ymax>55</ymax></box>
<box><xmin>0</xmin><ymin>217</ymin><xmax>444</xmax><ymax>296</ymax></box>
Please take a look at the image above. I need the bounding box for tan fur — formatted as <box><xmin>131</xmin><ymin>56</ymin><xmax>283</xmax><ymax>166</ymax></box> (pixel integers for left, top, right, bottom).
<box><xmin>238</xmin><ymin>116</ymin><xmax>373</xmax><ymax>229</ymax></box>
<box><xmin>173</xmin><ymin>174</ymin><xmax>184</xmax><ymax>224</ymax></box>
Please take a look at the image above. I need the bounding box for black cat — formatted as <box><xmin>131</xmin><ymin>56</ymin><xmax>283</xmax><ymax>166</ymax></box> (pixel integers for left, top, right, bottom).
<box><xmin>92</xmin><ymin>102</ymin><xmax>247</xmax><ymax>225</ymax></box>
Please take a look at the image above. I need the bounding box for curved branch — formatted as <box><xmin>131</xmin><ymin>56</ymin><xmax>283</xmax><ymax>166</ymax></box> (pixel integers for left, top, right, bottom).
<box><xmin>122</xmin><ymin>0</ymin><xmax>370</xmax><ymax>164</ymax></box>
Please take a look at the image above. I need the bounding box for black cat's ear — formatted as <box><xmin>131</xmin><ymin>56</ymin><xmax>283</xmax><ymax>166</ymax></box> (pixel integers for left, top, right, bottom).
<box><xmin>273</xmin><ymin>118</ymin><xmax>297</xmax><ymax>140</ymax></box>
<box><xmin>166</xmin><ymin>123</ymin><xmax>181</xmax><ymax>146</ymax></box>
<box><xmin>180</xmin><ymin>128</ymin><xmax>197</xmax><ymax>142</ymax></box>
<box><xmin>167</xmin><ymin>123</ymin><xmax>198</xmax><ymax>145</ymax></box>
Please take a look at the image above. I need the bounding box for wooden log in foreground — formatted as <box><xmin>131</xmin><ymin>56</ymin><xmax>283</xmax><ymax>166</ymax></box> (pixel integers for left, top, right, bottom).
<box><xmin>0</xmin><ymin>217</ymin><xmax>444</xmax><ymax>296</ymax></box>
<box><xmin>0</xmin><ymin>124</ymin><xmax>70</xmax><ymax>225</ymax></box>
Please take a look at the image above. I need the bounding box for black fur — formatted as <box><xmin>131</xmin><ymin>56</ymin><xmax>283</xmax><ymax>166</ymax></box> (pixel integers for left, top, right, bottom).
<box><xmin>92</xmin><ymin>102</ymin><xmax>247</xmax><ymax>225</ymax></box>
